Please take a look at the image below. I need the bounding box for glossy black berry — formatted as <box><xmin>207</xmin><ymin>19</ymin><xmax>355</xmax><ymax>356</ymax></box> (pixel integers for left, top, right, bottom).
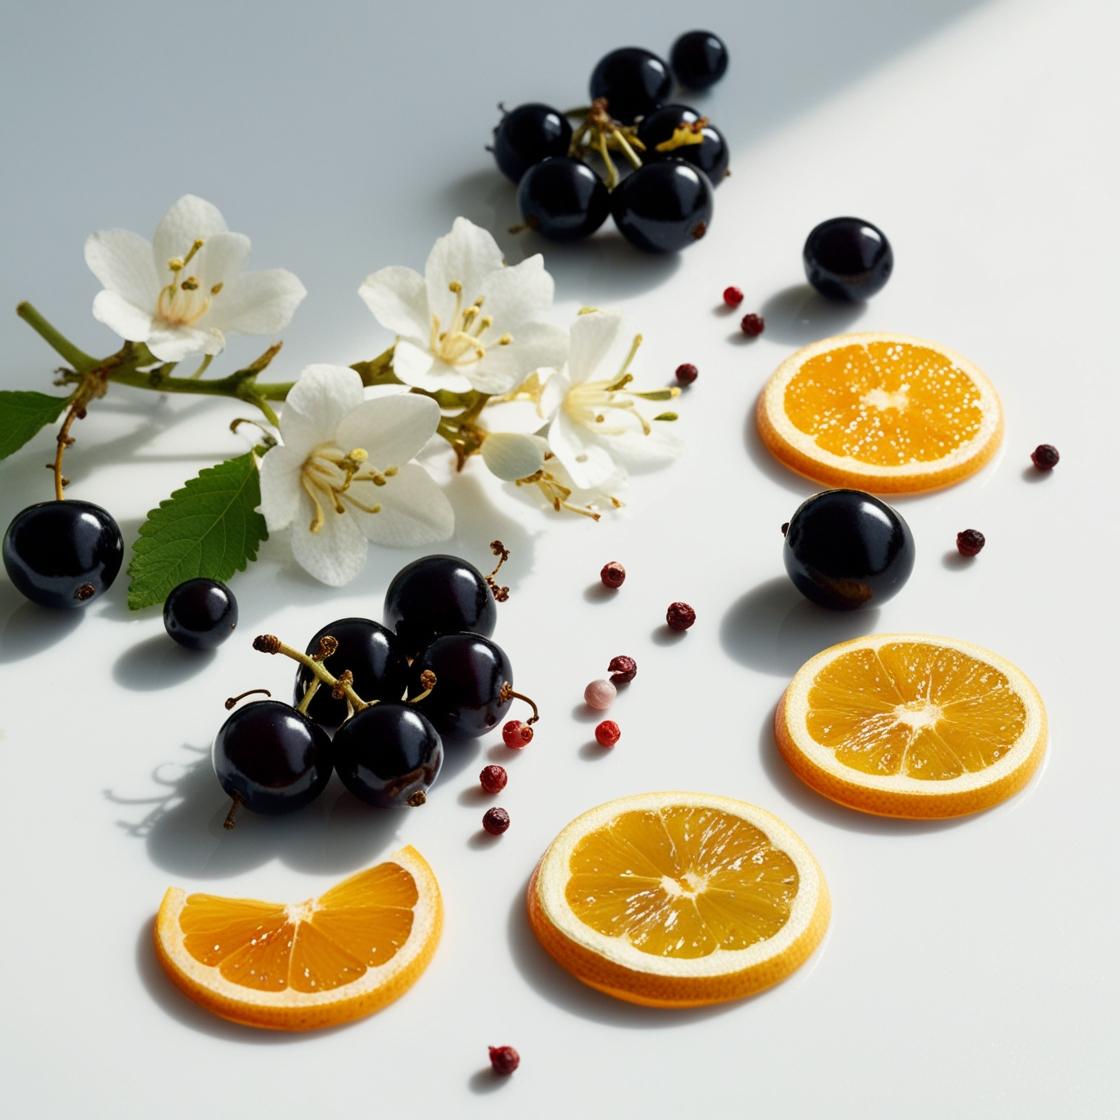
<box><xmin>384</xmin><ymin>555</ymin><xmax>498</xmax><ymax>657</ymax></box>
<box><xmin>611</xmin><ymin>160</ymin><xmax>713</xmax><ymax>253</ymax></box>
<box><xmin>636</xmin><ymin>104</ymin><xmax>729</xmax><ymax>183</ymax></box>
<box><xmin>163</xmin><ymin>578</ymin><xmax>237</xmax><ymax>650</ymax></box>
<box><xmin>517</xmin><ymin>158</ymin><xmax>610</xmax><ymax>242</ymax></box>
<box><xmin>212</xmin><ymin>700</ymin><xmax>333</xmax><ymax>815</ymax></box>
<box><xmin>803</xmin><ymin>217</ymin><xmax>893</xmax><ymax>301</ymax></box>
<box><xmin>784</xmin><ymin>489</ymin><xmax>915</xmax><ymax>611</ymax></box>
<box><xmin>492</xmin><ymin>103</ymin><xmax>573</xmax><ymax>184</ymax></box>
<box><xmin>293</xmin><ymin>617</ymin><xmax>409</xmax><ymax>731</ymax></box>
<box><xmin>2</xmin><ymin>499</ymin><xmax>123</xmax><ymax>609</ymax></box>
<box><xmin>670</xmin><ymin>31</ymin><xmax>729</xmax><ymax>90</ymax></box>
<box><xmin>333</xmin><ymin>703</ymin><xmax>443</xmax><ymax>808</ymax></box>
<box><xmin>589</xmin><ymin>47</ymin><xmax>672</xmax><ymax>123</ymax></box>
<box><xmin>409</xmin><ymin>633</ymin><xmax>513</xmax><ymax>739</ymax></box>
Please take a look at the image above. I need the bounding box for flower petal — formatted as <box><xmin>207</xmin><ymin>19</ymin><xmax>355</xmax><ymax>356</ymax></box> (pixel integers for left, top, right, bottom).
<box><xmin>289</xmin><ymin>501</ymin><xmax>369</xmax><ymax>587</ymax></box>
<box><xmin>353</xmin><ymin>463</ymin><xmax>454</xmax><ymax>547</ymax></box>
<box><xmin>257</xmin><ymin>444</ymin><xmax>304</xmax><ymax>531</ymax></box>
<box><xmin>358</xmin><ymin>266</ymin><xmax>429</xmax><ymax>341</ymax></box>
<box><xmin>91</xmin><ymin>291</ymin><xmax>153</xmax><ymax>344</ymax></box>
<box><xmin>279</xmin><ymin>364</ymin><xmax>365</xmax><ymax>461</ymax></box>
<box><xmin>145</xmin><ymin>323</ymin><xmax>225</xmax><ymax>362</ymax></box>
<box><xmin>481</xmin><ymin>432</ymin><xmax>547</xmax><ymax>481</ymax></box>
<box><xmin>152</xmin><ymin>195</ymin><xmax>229</xmax><ymax>269</ymax></box>
<box><xmin>568</xmin><ymin>309</ymin><xmax>624</xmax><ymax>384</ymax></box>
<box><xmin>425</xmin><ymin>217</ymin><xmax>504</xmax><ymax>326</ymax></box>
<box><xmin>478</xmin><ymin>253</ymin><xmax>554</xmax><ymax>328</ymax></box>
<box><xmin>334</xmin><ymin>393</ymin><xmax>439</xmax><ymax>467</ymax></box>
<box><xmin>393</xmin><ymin>340</ymin><xmax>472</xmax><ymax>393</ymax></box>
<box><xmin>599</xmin><ymin>425</ymin><xmax>683</xmax><ymax>470</ymax></box>
<box><xmin>547</xmin><ymin>411</ymin><xmax>618</xmax><ymax>489</ymax></box>
<box><xmin>196</xmin><ymin>231</ymin><xmax>251</xmax><ymax>289</ymax></box>
<box><xmin>84</xmin><ymin>229</ymin><xmax>160</xmax><ymax>309</ymax></box>
<box><xmin>471</xmin><ymin>321</ymin><xmax>568</xmax><ymax>394</ymax></box>
<box><xmin>482</xmin><ymin>377</ymin><xmax>557</xmax><ymax>435</ymax></box>
<box><xmin>208</xmin><ymin>268</ymin><xmax>306</xmax><ymax>334</ymax></box>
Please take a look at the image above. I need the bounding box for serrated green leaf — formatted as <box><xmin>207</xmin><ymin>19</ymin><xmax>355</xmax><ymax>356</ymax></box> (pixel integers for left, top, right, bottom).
<box><xmin>128</xmin><ymin>452</ymin><xmax>267</xmax><ymax>610</ymax></box>
<box><xmin>0</xmin><ymin>390</ymin><xmax>70</xmax><ymax>461</ymax></box>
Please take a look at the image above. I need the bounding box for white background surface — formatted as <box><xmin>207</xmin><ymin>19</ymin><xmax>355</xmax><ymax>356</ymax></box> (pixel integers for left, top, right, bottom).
<box><xmin>1</xmin><ymin>1</ymin><xmax>1117</xmax><ymax>1116</ymax></box>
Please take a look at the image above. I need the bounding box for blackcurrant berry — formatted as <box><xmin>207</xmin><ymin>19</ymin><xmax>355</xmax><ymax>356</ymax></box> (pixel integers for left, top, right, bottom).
<box><xmin>492</xmin><ymin>103</ymin><xmax>573</xmax><ymax>184</ymax></box>
<box><xmin>784</xmin><ymin>490</ymin><xmax>915</xmax><ymax>610</ymax></box>
<box><xmin>669</xmin><ymin>31</ymin><xmax>730</xmax><ymax>90</ymax></box>
<box><xmin>803</xmin><ymin>217</ymin><xmax>893</xmax><ymax>301</ymax></box>
<box><xmin>589</xmin><ymin>47</ymin><xmax>672</xmax><ymax>123</ymax></box>
<box><xmin>163</xmin><ymin>578</ymin><xmax>237</xmax><ymax>651</ymax></box>
<box><xmin>293</xmin><ymin>618</ymin><xmax>409</xmax><ymax>731</ymax></box>
<box><xmin>408</xmin><ymin>633</ymin><xmax>513</xmax><ymax>739</ymax></box>
<box><xmin>332</xmin><ymin>703</ymin><xmax>443</xmax><ymax>808</ymax></box>
<box><xmin>384</xmin><ymin>555</ymin><xmax>499</xmax><ymax>657</ymax></box>
<box><xmin>636</xmin><ymin>105</ymin><xmax>729</xmax><ymax>183</ymax></box>
<box><xmin>3</xmin><ymin>499</ymin><xmax>123</xmax><ymax>609</ymax></box>
<box><xmin>517</xmin><ymin>157</ymin><xmax>610</xmax><ymax>242</ymax></box>
<box><xmin>212</xmin><ymin>700</ymin><xmax>333</xmax><ymax>816</ymax></box>
<box><xmin>610</xmin><ymin>161</ymin><xmax>713</xmax><ymax>253</ymax></box>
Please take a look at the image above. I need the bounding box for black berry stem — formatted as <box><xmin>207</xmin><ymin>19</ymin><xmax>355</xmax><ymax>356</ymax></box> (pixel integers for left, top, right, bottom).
<box><xmin>223</xmin><ymin>794</ymin><xmax>242</xmax><ymax>831</ymax></box>
<box><xmin>252</xmin><ymin>633</ymin><xmax>371</xmax><ymax>712</ymax></box>
<box><xmin>295</xmin><ymin>677</ymin><xmax>322</xmax><ymax>715</ymax></box>
<box><xmin>500</xmin><ymin>682</ymin><xmax>540</xmax><ymax>725</ymax></box>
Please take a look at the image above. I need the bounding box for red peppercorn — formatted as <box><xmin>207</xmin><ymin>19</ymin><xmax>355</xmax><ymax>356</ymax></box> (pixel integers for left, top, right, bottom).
<box><xmin>479</xmin><ymin>764</ymin><xmax>507</xmax><ymax>794</ymax></box>
<box><xmin>723</xmin><ymin>286</ymin><xmax>744</xmax><ymax>308</ymax></box>
<box><xmin>740</xmin><ymin>313</ymin><xmax>765</xmax><ymax>337</ymax></box>
<box><xmin>600</xmin><ymin>561</ymin><xmax>626</xmax><ymax>589</ymax></box>
<box><xmin>502</xmin><ymin>720</ymin><xmax>533</xmax><ymax>749</ymax></box>
<box><xmin>608</xmin><ymin>654</ymin><xmax>637</xmax><ymax>684</ymax></box>
<box><xmin>489</xmin><ymin>1045</ymin><xmax>520</xmax><ymax>1075</ymax></box>
<box><xmin>956</xmin><ymin>529</ymin><xmax>986</xmax><ymax>557</ymax></box>
<box><xmin>666</xmin><ymin>601</ymin><xmax>696</xmax><ymax>631</ymax></box>
<box><xmin>595</xmin><ymin>720</ymin><xmax>621</xmax><ymax>747</ymax></box>
<box><xmin>1031</xmin><ymin>443</ymin><xmax>1060</xmax><ymax>471</ymax></box>
<box><xmin>482</xmin><ymin>807</ymin><xmax>510</xmax><ymax>835</ymax></box>
<box><xmin>675</xmin><ymin>362</ymin><xmax>698</xmax><ymax>386</ymax></box>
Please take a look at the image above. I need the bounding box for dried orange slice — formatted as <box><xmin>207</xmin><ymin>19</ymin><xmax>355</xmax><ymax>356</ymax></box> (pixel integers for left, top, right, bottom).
<box><xmin>528</xmin><ymin>792</ymin><xmax>829</xmax><ymax>1008</ymax></box>
<box><xmin>776</xmin><ymin>635</ymin><xmax>1047</xmax><ymax>818</ymax></box>
<box><xmin>757</xmin><ymin>332</ymin><xmax>1003</xmax><ymax>492</ymax></box>
<box><xmin>154</xmin><ymin>846</ymin><xmax>441</xmax><ymax>1031</ymax></box>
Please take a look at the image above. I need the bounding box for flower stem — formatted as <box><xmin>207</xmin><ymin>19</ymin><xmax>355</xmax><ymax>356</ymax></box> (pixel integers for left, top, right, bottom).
<box><xmin>16</xmin><ymin>301</ymin><xmax>96</xmax><ymax>372</ymax></box>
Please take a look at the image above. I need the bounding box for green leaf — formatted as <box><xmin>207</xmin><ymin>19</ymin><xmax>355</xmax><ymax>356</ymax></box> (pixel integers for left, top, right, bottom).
<box><xmin>128</xmin><ymin>452</ymin><xmax>268</xmax><ymax>610</ymax></box>
<box><xmin>0</xmin><ymin>390</ymin><xmax>70</xmax><ymax>461</ymax></box>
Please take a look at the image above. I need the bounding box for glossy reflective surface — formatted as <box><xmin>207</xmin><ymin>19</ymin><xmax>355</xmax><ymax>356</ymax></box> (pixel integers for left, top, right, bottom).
<box><xmin>384</xmin><ymin>555</ymin><xmax>498</xmax><ymax>656</ymax></box>
<box><xmin>2</xmin><ymin>499</ymin><xmax>123</xmax><ymax>609</ymax></box>
<box><xmin>409</xmin><ymin>632</ymin><xmax>513</xmax><ymax>739</ymax></box>
<box><xmin>212</xmin><ymin>700</ymin><xmax>333</xmax><ymax>815</ymax></box>
<box><xmin>669</xmin><ymin>30</ymin><xmax>729</xmax><ymax>90</ymax></box>
<box><xmin>803</xmin><ymin>216</ymin><xmax>894</xmax><ymax>301</ymax></box>
<box><xmin>784</xmin><ymin>489</ymin><xmax>915</xmax><ymax>610</ymax></box>
<box><xmin>333</xmin><ymin>703</ymin><xmax>443</xmax><ymax>807</ymax></box>
<box><xmin>518</xmin><ymin>157</ymin><xmax>610</xmax><ymax>242</ymax></box>
<box><xmin>636</xmin><ymin>104</ymin><xmax>729</xmax><ymax>183</ymax></box>
<box><xmin>492</xmin><ymin>102</ymin><xmax>572</xmax><ymax>183</ymax></box>
<box><xmin>611</xmin><ymin>160</ymin><xmax>714</xmax><ymax>253</ymax></box>
<box><xmin>588</xmin><ymin>46</ymin><xmax>671</xmax><ymax>122</ymax></box>
<box><xmin>163</xmin><ymin>577</ymin><xmax>238</xmax><ymax>650</ymax></box>
<box><xmin>294</xmin><ymin>617</ymin><xmax>409</xmax><ymax>730</ymax></box>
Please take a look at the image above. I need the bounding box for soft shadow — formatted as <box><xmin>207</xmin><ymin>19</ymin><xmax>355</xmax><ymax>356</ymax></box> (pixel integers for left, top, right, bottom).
<box><xmin>578</xmin><ymin>739</ymin><xmax>611</xmax><ymax>760</ymax></box>
<box><xmin>570</xmin><ymin>701</ymin><xmax>602</xmax><ymax>723</ymax></box>
<box><xmin>468</xmin><ymin>1068</ymin><xmax>512</xmax><ymax>1095</ymax></box>
<box><xmin>0</xmin><ymin>584</ymin><xmax>84</xmax><ymax>662</ymax></box>
<box><xmin>506</xmin><ymin>880</ymin><xmax>738</xmax><ymax>1027</ymax></box>
<box><xmin>757</xmin><ymin>284</ymin><xmax>867</xmax><ymax>346</ymax></box>
<box><xmin>444</xmin><ymin>471</ymin><xmax>538</xmax><ymax>590</ymax></box>
<box><xmin>435</xmin><ymin>735</ymin><xmax>484</xmax><ymax>784</ymax></box>
<box><xmin>742</xmin><ymin>408</ymin><xmax>818</xmax><ymax>499</ymax></box>
<box><xmin>651</xmin><ymin>624</ymin><xmax>689</xmax><ymax>646</ymax></box>
<box><xmin>941</xmin><ymin>549</ymin><xmax>975</xmax><ymax>571</ymax></box>
<box><xmin>583</xmin><ymin>582</ymin><xmax>617</xmax><ymax>604</ymax></box>
<box><xmin>112</xmin><ymin>633</ymin><xmax>216</xmax><ymax>690</ymax></box>
<box><xmin>719</xmin><ymin>576</ymin><xmax>881</xmax><ymax>677</ymax></box>
<box><xmin>1021</xmin><ymin>465</ymin><xmax>1052</xmax><ymax>484</ymax></box>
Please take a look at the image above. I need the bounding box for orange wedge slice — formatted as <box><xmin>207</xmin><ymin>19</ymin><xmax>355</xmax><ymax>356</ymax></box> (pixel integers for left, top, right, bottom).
<box><xmin>757</xmin><ymin>332</ymin><xmax>1003</xmax><ymax>492</ymax></box>
<box><xmin>528</xmin><ymin>792</ymin><xmax>829</xmax><ymax>1008</ymax></box>
<box><xmin>154</xmin><ymin>846</ymin><xmax>441</xmax><ymax>1031</ymax></box>
<box><xmin>776</xmin><ymin>635</ymin><xmax>1047</xmax><ymax>818</ymax></box>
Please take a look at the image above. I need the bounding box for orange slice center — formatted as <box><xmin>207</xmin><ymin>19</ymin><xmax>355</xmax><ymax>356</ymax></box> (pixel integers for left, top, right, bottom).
<box><xmin>565</xmin><ymin>807</ymin><xmax>798</xmax><ymax>959</ymax></box>
<box><xmin>783</xmin><ymin>341</ymin><xmax>986</xmax><ymax>465</ymax></box>
<box><xmin>806</xmin><ymin>641</ymin><xmax>1028</xmax><ymax>780</ymax></box>
<box><xmin>178</xmin><ymin>862</ymin><xmax>418</xmax><ymax>993</ymax></box>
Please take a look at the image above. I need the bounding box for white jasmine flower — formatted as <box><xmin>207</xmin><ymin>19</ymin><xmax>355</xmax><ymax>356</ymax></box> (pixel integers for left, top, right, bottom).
<box><xmin>84</xmin><ymin>194</ymin><xmax>307</xmax><ymax>363</ymax></box>
<box><xmin>515</xmin><ymin>450</ymin><xmax>627</xmax><ymax>521</ymax></box>
<box><xmin>544</xmin><ymin>309</ymin><xmax>681</xmax><ymax>489</ymax></box>
<box><xmin>258</xmin><ymin>365</ymin><xmax>453</xmax><ymax>586</ymax></box>
<box><xmin>358</xmin><ymin>217</ymin><xmax>567</xmax><ymax>396</ymax></box>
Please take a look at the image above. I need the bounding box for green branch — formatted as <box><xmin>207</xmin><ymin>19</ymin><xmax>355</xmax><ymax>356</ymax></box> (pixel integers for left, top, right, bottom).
<box><xmin>16</xmin><ymin>302</ymin><xmax>96</xmax><ymax>372</ymax></box>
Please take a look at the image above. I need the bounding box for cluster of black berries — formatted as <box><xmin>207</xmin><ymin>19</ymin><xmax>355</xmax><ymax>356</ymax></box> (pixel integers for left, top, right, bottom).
<box><xmin>212</xmin><ymin>545</ymin><xmax>537</xmax><ymax>825</ymax></box>
<box><xmin>492</xmin><ymin>32</ymin><xmax>730</xmax><ymax>253</ymax></box>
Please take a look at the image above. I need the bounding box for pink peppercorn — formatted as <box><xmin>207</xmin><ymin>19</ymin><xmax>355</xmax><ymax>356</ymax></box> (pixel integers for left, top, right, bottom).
<box><xmin>595</xmin><ymin>720</ymin><xmax>621</xmax><ymax>747</ymax></box>
<box><xmin>489</xmin><ymin>1046</ymin><xmax>520</xmax><ymax>1075</ymax></box>
<box><xmin>584</xmin><ymin>679</ymin><xmax>617</xmax><ymax>710</ymax></box>
<box><xmin>675</xmin><ymin>362</ymin><xmax>698</xmax><ymax>385</ymax></box>
<box><xmin>608</xmin><ymin>655</ymin><xmax>637</xmax><ymax>684</ymax></box>
<box><xmin>723</xmin><ymin>286</ymin><xmax>744</xmax><ymax>308</ymax></box>
<box><xmin>740</xmin><ymin>313</ymin><xmax>765</xmax><ymax>338</ymax></box>
<box><xmin>479</xmin><ymin>764</ymin><xmax>507</xmax><ymax>793</ymax></box>
<box><xmin>600</xmin><ymin>561</ymin><xmax>626</xmax><ymax>589</ymax></box>
<box><xmin>482</xmin><ymin>807</ymin><xmax>510</xmax><ymax>835</ymax></box>
<box><xmin>666</xmin><ymin>602</ymin><xmax>696</xmax><ymax>631</ymax></box>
